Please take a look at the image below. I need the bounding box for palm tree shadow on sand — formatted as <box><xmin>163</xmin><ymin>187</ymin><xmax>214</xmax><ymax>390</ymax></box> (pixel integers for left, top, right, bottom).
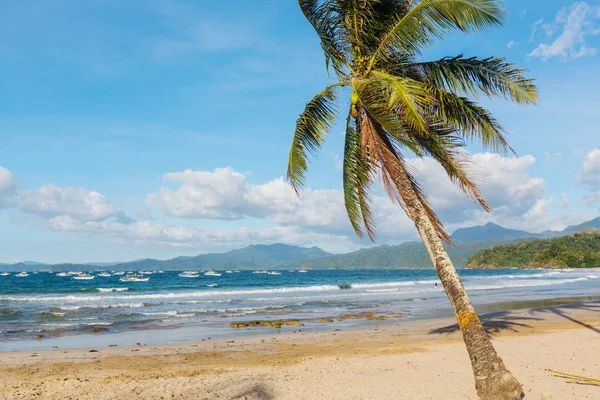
<box><xmin>230</xmin><ymin>384</ymin><xmax>274</xmax><ymax>400</ymax></box>
<box><xmin>529</xmin><ymin>302</ymin><xmax>600</xmax><ymax>335</ymax></box>
<box><xmin>429</xmin><ymin>302</ymin><xmax>600</xmax><ymax>337</ymax></box>
<box><xmin>428</xmin><ymin>310</ymin><xmax>542</xmax><ymax>338</ymax></box>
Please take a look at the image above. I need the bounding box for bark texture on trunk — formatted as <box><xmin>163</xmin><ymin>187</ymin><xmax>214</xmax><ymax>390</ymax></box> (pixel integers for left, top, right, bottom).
<box><xmin>404</xmin><ymin>188</ymin><xmax>524</xmax><ymax>399</ymax></box>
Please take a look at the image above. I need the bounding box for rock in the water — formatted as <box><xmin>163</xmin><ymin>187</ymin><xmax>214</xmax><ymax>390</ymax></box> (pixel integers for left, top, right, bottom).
<box><xmin>90</xmin><ymin>327</ymin><xmax>108</xmax><ymax>333</ymax></box>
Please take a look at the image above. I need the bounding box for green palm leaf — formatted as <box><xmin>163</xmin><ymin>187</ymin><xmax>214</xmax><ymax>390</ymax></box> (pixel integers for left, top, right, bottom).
<box><xmin>367</xmin><ymin>0</ymin><xmax>504</xmax><ymax>72</ymax></box>
<box><xmin>287</xmin><ymin>85</ymin><xmax>340</xmax><ymax>192</ymax></box>
<box><xmin>343</xmin><ymin>115</ymin><xmax>375</xmax><ymax>240</ymax></box>
<box><xmin>299</xmin><ymin>0</ymin><xmax>350</xmax><ymax>75</ymax></box>
<box><xmin>412</xmin><ymin>55</ymin><xmax>538</xmax><ymax>104</ymax></box>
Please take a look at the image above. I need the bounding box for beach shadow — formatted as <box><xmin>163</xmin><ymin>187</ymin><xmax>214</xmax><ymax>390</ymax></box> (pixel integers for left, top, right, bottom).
<box><xmin>529</xmin><ymin>302</ymin><xmax>600</xmax><ymax>335</ymax></box>
<box><xmin>230</xmin><ymin>384</ymin><xmax>274</xmax><ymax>400</ymax></box>
<box><xmin>428</xmin><ymin>310</ymin><xmax>541</xmax><ymax>338</ymax></box>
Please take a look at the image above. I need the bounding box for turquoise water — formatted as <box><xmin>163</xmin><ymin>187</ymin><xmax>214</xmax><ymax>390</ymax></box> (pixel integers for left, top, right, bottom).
<box><xmin>1</xmin><ymin>268</ymin><xmax>599</xmax><ymax>350</ymax></box>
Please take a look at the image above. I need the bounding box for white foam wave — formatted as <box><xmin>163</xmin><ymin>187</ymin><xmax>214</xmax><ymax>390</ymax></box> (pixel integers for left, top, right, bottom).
<box><xmin>466</xmin><ymin>277</ymin><xmax>588</xmax><ymax>291</ymax></box>
<box><xmin>96</xmin><ymin>288</ymin><xmax>129</xmax><ymax>292</ymax></box>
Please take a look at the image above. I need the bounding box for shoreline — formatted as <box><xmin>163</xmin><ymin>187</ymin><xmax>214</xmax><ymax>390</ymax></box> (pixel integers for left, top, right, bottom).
<box><xmin>1</xmin><ymin>301</ymin><xmax>599</xmax><ymax>399</ymax></box>
<box><xmin>3</xmin><ymin>294</ymin><xmax>600</xmax><ymax>353</ymax></box>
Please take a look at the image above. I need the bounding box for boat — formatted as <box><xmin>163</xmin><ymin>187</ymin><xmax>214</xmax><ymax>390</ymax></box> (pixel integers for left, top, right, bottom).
<box><xmin>225</xmin><ymin>270</ymin><xmax>233</xmax><ymax>274</ymax></box>
<box><xmin>72</xmin><ymin>273</ymin><xmax>95</xmax><ymax>280</ymax></box>
<box><xmin>56</xmin><ymin>272</ymin><xmax>69</xmax><ymax>277</ymax></box>
<box><xmin>252</xmin><ymin>270</ymin><xmax>269</xmax><ymax>274</ymax></box>
<box><xmin>112</xmin><ymin>271</ymin><xmax>125</xmax><ymax>276</ymax></box>
<box><xmin>15</xmin><ymin>272</ymin><xmax>29</xmax><ymax>277</ymax></box>
<box><xmin>67</xmin><ymin>271</ymin><xmax>82</xmax><ymax>276</ymax></box>
<box><xmin>268</xmin><ymin>271</ymin><xmax>281</xmax><ymax>275</ymax></box>
<box><xmin>119</xmin><ymin>273</ymin><xmax>149</xmax><ymax>282</ymax></box>
<box><xmin>298</xmin><ymin>269</ymin><xmax>308</xmax><ymax>273</ymax></box>
<box><xmin>158</xmin><ymin>271</ymin><xmax>164</xmax><ymax>273</ymax></box>
<box><xmin>204</xmin><ymin>270</ymin><xmax>221</xmax><ymax>277</ymax></box>
<box><xmin>97</xmin><ymin>272</ymin><xmax>112</xmax><ymax>277</ymax></box>
<box><xmin>0</xmin><ymin>272</ymin><xmax>10</xmax><ymax>276</ymax></box>
<box><xmin>178</xmin><ymin>271</ymin><xmax>199</xmax><ymax>278</ymax></box>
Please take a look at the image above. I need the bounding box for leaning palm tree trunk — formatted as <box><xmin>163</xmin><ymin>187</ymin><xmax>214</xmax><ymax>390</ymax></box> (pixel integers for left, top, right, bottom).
<box><xmin>405</xmin><ymin>180</ymin><xmax>523</xmax><ymax>400</ymax></box>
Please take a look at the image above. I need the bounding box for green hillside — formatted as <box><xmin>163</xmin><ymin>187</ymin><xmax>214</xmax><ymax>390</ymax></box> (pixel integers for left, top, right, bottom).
<box><xmin>289</xmin><ymin>241</ymin><xmax>521</xmax><ymax>269</ymax></box>
<box><xmin>466</xmin><ymin>232</ymin><xmax>600</xmax><ymax>269</ymax></box>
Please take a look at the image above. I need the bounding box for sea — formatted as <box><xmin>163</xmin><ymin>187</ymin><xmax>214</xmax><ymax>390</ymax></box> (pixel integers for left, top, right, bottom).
<box><xmin>1</xmin><ymin>268</ymin><xmax>599</xmax><ymax>351</ymax></box>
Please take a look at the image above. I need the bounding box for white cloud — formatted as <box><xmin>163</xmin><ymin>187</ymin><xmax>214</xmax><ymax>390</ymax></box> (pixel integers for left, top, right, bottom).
<box><xmin>0</xmin><ymin>166</ymin><xmax>17</xmax><ymax>208</ymax></box>
<box><xmin>147</xmin><ymin>168</ymin><xmax>298</xmax><ymax>220</ymax></box>
<box><xmin>20</xmin><ymin>184</ymin><xmax>113</xmax><ymax>222</ymax></box>
<box><xmin>580</xmin><ymin>149</ymin><xmax>600</xmax><ymax>191</ymax></box>
<box><xmin>507</xmin><ymin>40</ymin><xmax>519</xmax><ymax>48</ymax></box>
<box><xmin>529</xmin><ymin>2</ymin><xmax>600</xmax><ymax>61</ymax></box>
<box><xmin>559</xmin><ymin>192</ymin><xmax>571</xmax><ymax>209</ymax></box>
<box><xmin>145</xmin><ymin>155</ymin><xmax>551</xmax><ymax>243</ymax></box>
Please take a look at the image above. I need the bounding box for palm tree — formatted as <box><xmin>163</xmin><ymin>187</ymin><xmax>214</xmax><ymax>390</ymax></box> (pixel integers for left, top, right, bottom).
<box><xmin>286</xmin><ymin>1</ymin><xmax>537</xmax><ymax>399</ymax></box>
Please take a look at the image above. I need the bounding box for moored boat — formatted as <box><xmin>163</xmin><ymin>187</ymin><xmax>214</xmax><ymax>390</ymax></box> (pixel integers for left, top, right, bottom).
<box><xmin>72</xmin><ymin>273</ymin><xmax>95</xmax><ymax>280</ymax></box>
<box><xmin>15</xmin><ymin>272</ymin><xmax>29</xmax><ymax>277</ymax></box>
<box><xmin>119</xmin><ymin>273</ymin><xmax>149</xmax><ymax>282</ymax></box>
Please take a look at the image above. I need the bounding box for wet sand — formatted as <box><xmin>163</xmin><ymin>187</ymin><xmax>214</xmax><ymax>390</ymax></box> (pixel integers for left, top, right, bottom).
<box><xmin>1</xmin><ymin>302</ymin><xmax>599</xmax><ymax>399</ymax></box>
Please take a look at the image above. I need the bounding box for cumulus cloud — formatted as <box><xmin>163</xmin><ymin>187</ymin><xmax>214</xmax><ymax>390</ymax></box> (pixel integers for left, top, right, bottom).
<box><xmin>529</xmin><ymin>2</ymin><xmax>600</xmax><ymax>61</ymax></box>
<box><xmin>406</xmin><ymin>154</ymin><xmax>546</xmax><ymax>229</ymax></box>
<box><xmin>144</xmin><ymin>154</ymin><xmax>550</xmax><ymax>243</ymax></box>
<box><xmin>580</xmin><ymin>149</ymin><xmax>600</xmax><ymax>191</ymax></box>
<box><xmin>0</xmin><ymin>166</ymin><xmax>17</xmax><ymax>208</ymax></box>
<box><xmin>45</xmin><ymin>217</ymin><xmax>360</xmax><ymax>254</ymax></box>
<box><xmin>147</xmin><ymin>168</ymin><xmax>298</xmax><ymax>220</ymax></box>
<box><xmin>20</xmin><ymin>184</ymin><xmax>113</xmax><ymax>222</ymax></box>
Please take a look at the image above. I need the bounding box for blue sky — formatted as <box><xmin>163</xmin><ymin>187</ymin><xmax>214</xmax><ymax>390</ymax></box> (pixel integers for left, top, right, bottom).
<box><xmin>1</xmin><ymin>0</ymin><xmax>600</xmax><ymax>263</ymax></box>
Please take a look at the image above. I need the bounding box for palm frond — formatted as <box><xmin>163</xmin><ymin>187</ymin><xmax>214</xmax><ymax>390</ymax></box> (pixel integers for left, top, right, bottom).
<box><xmin>367</xmin><ymin>0</ymin><xmax>504</xmax><ymax>72</ymax></box>
<box><xmin>343</xmin><ymin>114</ymin><xmax>375</xmax><ymax>240</ymax></box>
<box><xmin>299</xmin><ymin>0</ymin><xmax>350</xmax><ymax>75</ymax></box>
<box><xmin>287</xmin><ymin>85</ymin><xmax>340</xmax><ymax>192</ymax></box>
<box><xmin>407</xmin><ymin>126</ymin><xmax>491</xmax><ymax>212</ymax></box>
<box><xmin>353</xmin><ymin>73</ymin><xmax>433</xmax><ymax>136</ymax></box>
<box><xmin>412</xmin><ymin>55</ymin><xmax>538</xmax><ymax>104</ymax></box>
<box><xmin>361</xmin><ymin>115</ymin><xmax>453</xmax><ymax>243</ymax></box>
<box><xmin>429</xmin><ymin>87</ymin><xmax>512</xmax><ymax>154</ymax></box>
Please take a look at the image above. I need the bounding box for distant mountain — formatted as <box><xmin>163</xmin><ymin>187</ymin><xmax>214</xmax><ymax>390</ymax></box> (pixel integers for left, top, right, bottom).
<box><xmin>287</xmin><ymin>240</ymin><xmax>523</xmax><ymax>269</ymax></box>
<box><xmin>109</xmin><ymin>243</ymin><xmax>332</xmax><ymax>271</ymax></box>
<box><xmin>451</xmin><ymin>222</ymin><xmax>536</xmax><ymax>242</ymax></box>
<box><xmin>2</xmin><ymin>218</ymin><xmax>598</xmax><ymax>271</ymax></box>
<box><xmin>560</xmin><ymin>217</ymin><xmax>600</xmax><ymax>235</ymax></box>
<box><xmin>452</xmin><ymin>217</ymin><xmax>600</xmax><ymax>242</ymax></box>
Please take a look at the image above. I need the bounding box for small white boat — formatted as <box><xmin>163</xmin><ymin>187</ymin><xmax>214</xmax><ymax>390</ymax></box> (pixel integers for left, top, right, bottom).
<box><xmin>112</xmin><ymin>271</ymin><xmax>125</xmax><ymax>276</ymax></box>
<box><xmin>204</xmin><ymin>270</ymin><xmax>221</xmax><ymax>277</ymax></box>
<box><xmin>268</xmin><ymin>271</ymin><xmax>281</xmax><ymax>275</ymax></box>
<box><xmin>15</xmin><ymin>272</ymin><xmax>29</xmax><ymax>277</ymax></box>
<box><xmin>0</xmin><ymin>272</ymin><xmax>10</xmax><ymax>276</ymax></box>
<box><xmin>158</xmin><ymin>271</ymin><xmax>164</xmax><ymax>273</ymax></box>
<box><xmin>298</xmin><ymin>269</ymin><xmax>308</xmax><ymax>273</ymax></box>
<box><xmin>179</xmin><ymin>271</ymin><xmax>199</xmax><ymax>278</ymax></box>
<box><xmin>56</xmin><ymin>272</ymin><xmax>69</xmax><ymax>277</ymax></box>
<box><xmin>97</xmin><ymin>272</ymin><xmax>112</xmax><ymax>277</ymax></box>
<box><xmin>67</xmin><ymin>271</ymin><xmax>82</xmax><ymax>276</ymax></box>
<box><xmin>72</xmin><ymin>273</ymin><xmax>95</xmax><ymax>280</ymax></box>
<box><xmin>119</xmin><ymin>273</ymin><xmax>149</xmax><ymax>282</ymax></box>
<box><xmin>225</xmin><ymin>270</ymin><xmax>233</xmax><ymax>274</ymax></box>
<box><xmin>252</xmin><ymin>270</ymin><xmax>269</xmax><ymax>274</ymax></box>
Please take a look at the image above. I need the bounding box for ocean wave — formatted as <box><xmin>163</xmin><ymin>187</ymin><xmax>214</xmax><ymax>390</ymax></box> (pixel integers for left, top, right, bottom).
<box><xmin>466</xmin><ymin>277</ymin><xmax>588</xmax><ymax>291</ymax></box>
<box><xmin>49</xmin><ymin>303</ymin><xmax>146</xmax><ymax>311</ymax></box>
<box><xmin>352</xmin><ymin>280</ymin><xmax>438</xmax><ymax>289</ymax></box>
<box><xmin>96</xmin><ymin>288</ymin><xmax>129</xmax><ymax>292</ymax></box>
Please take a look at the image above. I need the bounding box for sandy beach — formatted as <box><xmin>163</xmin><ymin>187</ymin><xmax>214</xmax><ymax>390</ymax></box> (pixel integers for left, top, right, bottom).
<box><xmin>1</xmin><ymin>302</ymin><xmax>599</xmax><ymax>399</ymax></box>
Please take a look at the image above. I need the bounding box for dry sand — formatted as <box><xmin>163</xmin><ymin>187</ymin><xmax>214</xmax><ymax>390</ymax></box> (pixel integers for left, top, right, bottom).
<box><xmin>1</xmin><ymin>302</ymin><xmax>599</xmax><ymax>399</ymax></box>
